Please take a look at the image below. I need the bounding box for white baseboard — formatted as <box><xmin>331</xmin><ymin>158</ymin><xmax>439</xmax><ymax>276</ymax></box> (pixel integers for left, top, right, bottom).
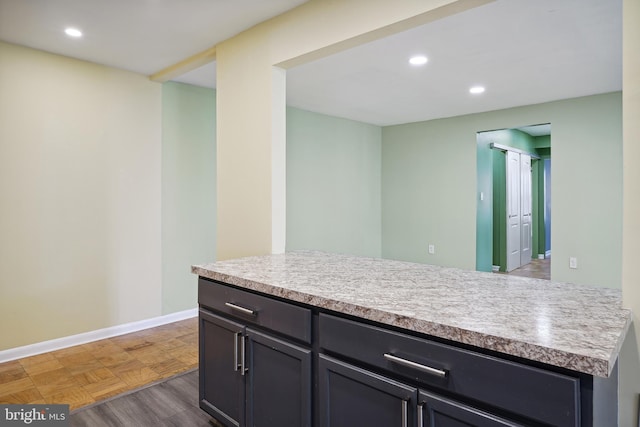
<box><xmin>0</xmin><ymin>308</ymin><xmax>198</xmax><ymax>364</ymax></box>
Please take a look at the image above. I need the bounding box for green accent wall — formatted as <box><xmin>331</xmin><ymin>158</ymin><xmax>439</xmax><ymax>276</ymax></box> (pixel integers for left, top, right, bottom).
<box><xmin>475</xmin><ymin>132</ymin><xmax>493</xmax><ymax>272</ymax></box>
<box><xmin>492</xmin><ymin>149</ymin><xmax>507</xmax><ymax>270</ymax></box>
<box><xmin>531</xmin><ymin>158</ymin><xmax>544</xmax><ymax>259</ymax></box>
<box><xmin>535</xmin><ymin>135</ymin><xmax>551</xmax><ymax>149</ymax></box>
<box><xmin>286</xmin><ymin>107</ymin><xmax>382</xmax><ymax>257</ymax></box>
<box><xmin>382</xmin><ymin>92</ymin><xmax>622</xmax><ymax>288</ymax></box>
<box><xmin>161</xmin><ymin>82</ymin><xmax>216</xmax><ymax>314</ymax></box>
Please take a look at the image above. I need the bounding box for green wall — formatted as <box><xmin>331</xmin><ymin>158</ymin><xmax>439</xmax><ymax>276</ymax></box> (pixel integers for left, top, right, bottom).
<box><xmin>161</xmin><ymin>82</ymin><xmax>216</xmax><ymax>314</ymax></box>
<box><xmin>476</xmin><ymin>132</ymin><xmax>494</xmax><ymax>272</ymax></box>
<box><xmin>286</xmin><ymin>107</ymin><xmax>382</xmax><ymax>257</ymax></box>
<box><xmin>531</xmin><ymin>158</ymin><xmax>544</xmax><ymax>259</ymax></box>
<box><xmin>382</xmin><ymin>92</ymin><xmax>622</xmax><ymax>288</ymax></box>
<box><xmin>491</xmin><ymin>149</ymin><xmax>506</xmax><ymax>270</ymax></box>
<box><xmin>382</xmin><ymin>116</ymin><xmax>476</xmax><ymax>268</ymax></box>
<box><xmin>159</xmin><ymin>89</ymin><xmax>621</xmax><ymax>291</ymax></box>
<box><xmin>535</xmin><ymin>135</ymin><xmax>551</xmax><ymax>149</ymax></box>
<box><xmin>533</xmin><ymin>135</ymin><xmax>551</xmax><ymax>257</ymax></box>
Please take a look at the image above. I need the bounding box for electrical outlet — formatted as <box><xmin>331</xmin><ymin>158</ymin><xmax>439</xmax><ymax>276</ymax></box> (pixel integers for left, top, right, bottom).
<box><xmin>569</xmin><ymin>257</ymin><xmax>578</xmax><ymax>269</ymax></box>
<box><xmin>428</xmin><ymin>244</ymin><xmax>435</xmax><ymax>255</ymax></box>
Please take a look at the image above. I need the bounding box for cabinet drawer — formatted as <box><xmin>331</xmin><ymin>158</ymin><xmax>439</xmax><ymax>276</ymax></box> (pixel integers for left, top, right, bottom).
<box><xmin>199</xmin><ymin>278</ymin><xmax>312</xmax><ymax>343</ymax></box>
<box><xmin>319</xmin><ymin>313</ymin><xmax>580</xmax><ymax>427</ymax></box>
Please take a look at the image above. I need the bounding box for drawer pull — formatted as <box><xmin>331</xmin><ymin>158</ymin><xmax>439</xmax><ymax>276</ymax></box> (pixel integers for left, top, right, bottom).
<box><xmin>225</xmin><ymin>302</ymin><xmax>257</xmax><ymax>316</ymax></box>
<box><xmin>383</xmin><ymin>353</ymin><xmax>447</xmax><ymax>378</ymax></box>
<box><xmin>401</xmin><ymin>400</ymin><xmax>408</xmax><ymax>427</ymax></box>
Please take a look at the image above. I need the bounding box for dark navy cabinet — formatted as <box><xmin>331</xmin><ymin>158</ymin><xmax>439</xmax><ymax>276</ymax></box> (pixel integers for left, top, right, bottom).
<box><xmin>318</xmin><ymin>313</ymin><xmax>583</xmax><ymax>426</ymax></box>
<box><xmin>199</xmin><ymin>277</ymin><xmax>618</xmax><ymax>427</ymax></box>
<box><xmin>199</xmin><ymin>310</ymin><xmax>245</xmax><ymax>426</ymax></box>
<box><xmin>317</xmin><ymin>354</ymin><xmax>524</xmax><ymax>427</ymax></box>
<box><xmin>199</xmin><ymin>279</ymin><xmax>312</xmax><ymax>427</ymax></box>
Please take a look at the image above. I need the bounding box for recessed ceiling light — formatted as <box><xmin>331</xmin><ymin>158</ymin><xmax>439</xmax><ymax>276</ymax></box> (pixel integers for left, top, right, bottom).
<box><xmin>409</xmin><ymin>55</ymin><xmax>428</xmax><ymax>66</ymax></box>
<box><xmin>469</xmin><ymin>86</ymin><xmax>486</xmax><ymax>94</ymax></box>
<box><xmin>65</xmin><ymin>28</ymin><xmax>83</xmax><ymax>38</ymax></box>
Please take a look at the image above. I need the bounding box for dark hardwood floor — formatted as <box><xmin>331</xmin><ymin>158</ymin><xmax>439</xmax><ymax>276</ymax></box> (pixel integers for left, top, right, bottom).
<box><xmin>70</xmin><ymin>369</ymin><xmax>212</xmax><ymax>427</ymax></box>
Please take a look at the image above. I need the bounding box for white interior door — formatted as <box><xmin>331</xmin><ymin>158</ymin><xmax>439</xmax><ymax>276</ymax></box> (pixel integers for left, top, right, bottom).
<box><xmin>506</xmin><ymin>151</ymin><xmax>521</xmax><ymax>272</ymax></box>
<box><xmin>520</xmin><ymin>154</ymin><xmax>532</xmax><ymax>266</ymax></box>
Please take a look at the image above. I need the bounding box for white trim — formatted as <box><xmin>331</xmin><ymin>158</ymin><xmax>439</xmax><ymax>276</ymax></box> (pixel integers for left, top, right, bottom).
<box><xmin>490</xmin><ymin>142</ymin><xmax>541</xmax><ymax>159</ymax></box>
<box><xmin>0</xmin><ymin>308</ymin><xmax>197</xmax><ymax>363</ymax></box>
<box><xmin>545</xmin><ymin>250</ymin><xmax>552</xmax><ymax>258</ymax></box>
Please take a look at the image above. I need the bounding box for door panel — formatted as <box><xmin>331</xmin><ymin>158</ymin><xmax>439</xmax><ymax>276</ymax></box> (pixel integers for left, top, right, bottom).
<box><xmin>419</xmin><ymin>390</ymin><xmax>524</xmax><ymax>427</ymax></box>
<box><xmin>199</xmin><ymin>310</ymin><xmax>245</xmax><ymax>427</ymax></box>
<box><xmin>319</xmin><ymin>354</ymin><xmax>416</xmax><ymax>427</ymax></box>
<box><xmin>246</xmin><ymin>328</ymin><xmax>312</xmax><ymax>427</ymax></box>
<box><xmin>506</xmin><ymin>151</ymin><xmax>521</xmax><ymax>272</ymax></box>
<box><xmin>520</xmin><ymin>154</ymin><xmax>532</xmax><ymax>266</ymax></box>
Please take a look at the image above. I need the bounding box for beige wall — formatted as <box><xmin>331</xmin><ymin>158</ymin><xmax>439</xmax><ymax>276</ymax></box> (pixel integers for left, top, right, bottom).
<box><xmin>215</xmin><ymin>0</ymin><xmax>493</xmax><ymax>260</ymax></box>
<box><xmin>0</xmin><ymin>41</ymin><xmax>162</xmax><ymax>350</ymax></box>
<box><xmin>621</xmin><ymin>0</ymin><xmax>640</xmax><ymax>424</ymax></box>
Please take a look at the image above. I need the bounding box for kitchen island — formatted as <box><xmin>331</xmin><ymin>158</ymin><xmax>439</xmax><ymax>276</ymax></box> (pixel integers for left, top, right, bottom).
<box><xmin>193</xmin><ymin>251</ymin><xmax>631</xmax><ymax>427</ymax></box>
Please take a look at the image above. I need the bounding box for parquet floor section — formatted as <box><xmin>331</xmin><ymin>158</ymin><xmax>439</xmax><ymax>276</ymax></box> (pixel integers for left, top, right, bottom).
<box><xmin>0</xmin><ymin>317</ymin><xmax>198</xmax><ymax>410</ymax></box>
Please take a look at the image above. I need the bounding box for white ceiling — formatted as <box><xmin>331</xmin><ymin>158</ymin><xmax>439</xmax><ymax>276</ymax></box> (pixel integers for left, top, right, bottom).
<box><xmin>0</xmin><ymin>0</ymin><xmax>308</xmax><ymax>75</ymax></box>
<box><xmin>0</xmin><ymin>0</ymin><xmax>621</xmax><ymax>127</ymax></box>
<box><xmin>286</xmin><ymin>0</ymin><xmax>622</xmax><ymax>126</ymax></box>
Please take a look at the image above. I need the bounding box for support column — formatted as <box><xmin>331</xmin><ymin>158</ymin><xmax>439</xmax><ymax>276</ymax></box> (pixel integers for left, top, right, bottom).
<box><xmin>621</xmin><ymin>0</ymin><xmax>640</xmax><ymax>424</ymax></box>
<box><xmin>214</xmin><ymin>0</ymin><xmax>490</xmax><ymax>261</ymax></box>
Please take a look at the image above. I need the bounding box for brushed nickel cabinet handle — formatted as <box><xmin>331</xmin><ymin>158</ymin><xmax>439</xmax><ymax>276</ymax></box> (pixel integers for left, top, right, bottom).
<box><xmin>240</xmin><ymin>334</ymin><xmax>247</xmax><ymax>376</ymax></box>
<box><xmin>383</xmin><ymin>353</ymin><xmax>447</xmax><ymax>378</ymax></box>
<box><xmin>401</xmin><ymin>400</ymin><xmax>408</xmax><ymax>427</ymax></box>
<box><xmin>233</xmin><ymin>332</ymin><xmax>241</xmax><ymax>371</ymax></box>
<box><xmin>225</xmin><ymin>302</ymin><xmax>257</xmax><ymax>316</ymax></box>
<box><xmin>417</xmin><ymin>403</ymin><xmax>424</xmax><ymax>427</ymax></box>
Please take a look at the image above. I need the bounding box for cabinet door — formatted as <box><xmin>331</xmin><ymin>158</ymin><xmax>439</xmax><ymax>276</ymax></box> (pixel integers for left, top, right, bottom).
<box><xmin>246</xmin><ymin>328</ymin><xmax>312</xmax><ymax>427</ymax></box>
<box><xmin>199</xmin><ymin>309</ymin><xmax>246</xmax><ymax>427</ymax></box>
<box><xmin>319</xmin><ymin>354</ymin><xmax>416</xmax><ymax>427</ymax></box>
<box><xmin>419</xmin><ymin>390</ymin><xmax>524</xmax><ymax>427</ymax></box>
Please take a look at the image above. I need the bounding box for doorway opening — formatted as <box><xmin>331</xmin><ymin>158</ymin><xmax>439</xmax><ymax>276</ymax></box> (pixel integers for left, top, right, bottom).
<box><xmin>476</xmin><ymin>124</ymin><xmax>551</xmax><ymax>279</ymax></box>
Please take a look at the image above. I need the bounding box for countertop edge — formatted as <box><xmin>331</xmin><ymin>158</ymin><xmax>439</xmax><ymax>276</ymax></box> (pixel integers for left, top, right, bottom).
<box><xmin>192</xmin><ymin>264</ymin><xmax>631</xmax><ymax>378</ymax></box>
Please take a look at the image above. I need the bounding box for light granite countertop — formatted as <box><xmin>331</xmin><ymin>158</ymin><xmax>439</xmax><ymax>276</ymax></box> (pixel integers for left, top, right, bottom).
<box><xmin>192</xmin><ymin>251</ymin><xmax>632</xmax><ymax>378</ymax></box>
